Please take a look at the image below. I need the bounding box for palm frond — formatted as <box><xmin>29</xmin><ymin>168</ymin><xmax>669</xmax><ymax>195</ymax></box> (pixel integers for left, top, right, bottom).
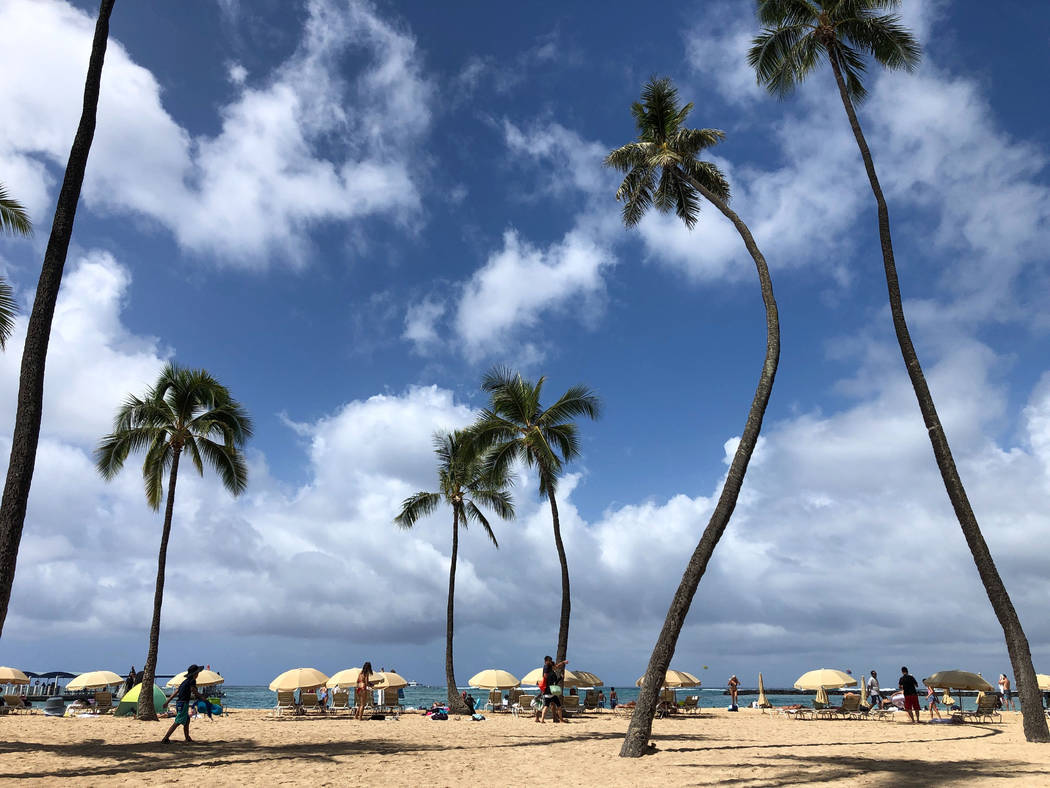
<box><xmin>196</xmin><ymin>437</ymin><xmax>249</xmax><ymax>496</ymax></box>
<box><xmin>142</xmin><ymin>435</ymin><xmax>173</xmax><ymax>511</ymax></box>
<box><xmin>685</xmin><ymin>159</ymin><xmax>731</xmax><ymax>204</ymax></box>
<box><xmin>464</xmin><ymin>501</ymin><xmax>499</xmax><ymax>547</ymax></box>
<box><xmin>832</xmin><ymin>42</ymin><xmax>869</xmax><ymax>102</ymax></box>
<box><xmin>756</xmin><ymin>0</ymin><xmax>821</xmax><ymax>27</ymax></box>
<box><xmin>0</xmin><ymin>183</ymin><xmax>32</xmax><ymax>237</ymax></box>
<box><xmin>748</xmin><ymin>25</ymin><xmax>811</xmax><ymax>98</ymax></box>
<box><xmin>540</xmin><ymin>385</ymin><xmax>602</xmax><ymax>425</ymax></box>
<box><xmin>543</xmin><ymin>422</ymin><xmax>582</xmax><ymax>463</ymax></box>
<box><xmin>395</xmin><ymin>491</ymin><xmax>442</xmax><ymax>529</ymax></box>
<box><xmin>615</xmin><ymin>165</ymin><xmax>655</xmax><ymax>228</ymax></box>
<box><xmin>838</xmin><ymin>13</ymin><xmax>921</xmax><ymax>72</ymax></box>
<box><xmin>0</xmin><ymin>277</ymin><xmax>17</xmax><ymax>350</ymax></box>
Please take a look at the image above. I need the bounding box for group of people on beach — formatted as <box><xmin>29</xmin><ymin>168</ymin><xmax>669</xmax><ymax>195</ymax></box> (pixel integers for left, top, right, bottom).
<box><xmin>863</xmin><ymin>667</ymin><xmax>1017</xmax><ymax>723</ymax></box>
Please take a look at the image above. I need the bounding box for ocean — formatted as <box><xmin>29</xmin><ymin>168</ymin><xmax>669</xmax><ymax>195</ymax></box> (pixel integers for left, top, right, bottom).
<box><xmin>217</xmin><ymin>685</ymin><xmax>989</xmax><ymax>712</ymax></box>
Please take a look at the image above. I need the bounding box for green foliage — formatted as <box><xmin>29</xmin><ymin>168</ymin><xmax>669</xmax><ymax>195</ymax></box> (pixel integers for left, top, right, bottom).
<box><xmin>0</xmin><ymin>183</ymin><xmax>32</xmax><ymax>238</ymax></box>
<box><xmin>604</xmin><ymin>78</ymin><xmax>730</xmax><ymax>229</ymax></box>
<box><xmin>471</xmin><ymin>366</ymin><xmax>600</xmax><ymax>497</ymax></box>
<box><xmin>0</xmin><ymin>278</ymin><xmax>16</xmax><ymax>351</ymax></box>
<box><xmin>749</xmin><ymin>0</ymin><xmax>921</xmax><ymax>104</ymax></box>
<box><xmin>395</xmin><ymin>429</ymin><xmax>514</xmax><ymax>546</ymax></box>
<box><xmin>95</xmin><ymin>362</ymin><xmax>253</xmax><ymax>509</ymax></box>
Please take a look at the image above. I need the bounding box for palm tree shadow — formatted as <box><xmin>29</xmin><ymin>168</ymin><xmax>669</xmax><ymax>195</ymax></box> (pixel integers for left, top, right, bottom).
<box><xmin>673</xmin><ymin>753</ymin><xmax>1040</xmax><ymax>787</ymax></box>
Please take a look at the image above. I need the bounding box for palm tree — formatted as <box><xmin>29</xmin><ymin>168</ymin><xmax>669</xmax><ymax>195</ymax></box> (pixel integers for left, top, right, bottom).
<box><xmin>0</xmin><ymin>181</ymin><xmax>32</xmax><ymax>349</ymax></box>
<box><xmin>395</xmin><ymin>430</ymin><xmax>514</xmax><ymax>714</ymax></box>
<box><xmin>0</xmin><ymin>0</ymin><xmax>116</xmax><ymax>639</ymax></box>
<box><xmin>749</xmin><ymin>0</ymin><xmax>1049</xmax><ymax>741</ymax></box>
<box><xmin>95</xmin><ymin>363</ymin><xmax>252</xmax><ymax>720</ymax></box>
<box><xmin>605</xmin><ymin>77</ymin><xmax>780</xmax><ymax>757</ymax></box>
<box><xmin>471</xmin><ymin>367</ymin><xmax>600</xmax><ymax>666</ymax></box>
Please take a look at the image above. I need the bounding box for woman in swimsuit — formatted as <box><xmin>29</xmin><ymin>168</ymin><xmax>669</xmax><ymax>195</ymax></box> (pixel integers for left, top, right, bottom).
<box><xmin>355</xmin><ymin>662</ymin><xmax>374</xmax><ymax>721</ymax></box>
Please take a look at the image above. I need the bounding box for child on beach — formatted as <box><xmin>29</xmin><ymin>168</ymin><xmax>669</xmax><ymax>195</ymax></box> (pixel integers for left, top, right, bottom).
<box><xmin>162</xmin><ymin>665</ymin><xmax>210</xmax><ymax>743</ymax></box>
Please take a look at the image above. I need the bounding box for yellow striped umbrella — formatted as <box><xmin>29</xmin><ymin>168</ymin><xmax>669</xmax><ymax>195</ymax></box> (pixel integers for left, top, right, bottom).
<box><xmin>269</xmin><ymin>668</ymin><xmax>328</xmax><ymax>692</ymax></box>
<box><xmin>0</xmin><ymin>667</ymin><xmax>29</xmax><ymax>685</ymax></box>
<box><xmin>67</xmin><ymin>670</ymin><xmax>124</xmax><ymax>690</ymax></box>
<box><xmin>635</xmin><ymin>669</ymin><xmax>702</xmax><ymax>688</ymax></box>
<box><xmin>468</xmin><ymin>670</ymin><xmax>520</xmax><ymax>690</ymax></box>
<box><xmin>166</xmin><ymin>670</ymin><xmax>224</xmax><ymax>688</ymax></box>
<box><xmin>793</xmin><ymin>669</ymin><xmax>856</xmax><ymax>690</ymax></box>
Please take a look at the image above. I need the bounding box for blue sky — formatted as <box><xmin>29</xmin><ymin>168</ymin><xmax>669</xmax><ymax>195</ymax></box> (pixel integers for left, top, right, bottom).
<box><xmin>0</xmin><ymin>0</ymin><xmax>1048</xmax><ymax>689</ymax></box>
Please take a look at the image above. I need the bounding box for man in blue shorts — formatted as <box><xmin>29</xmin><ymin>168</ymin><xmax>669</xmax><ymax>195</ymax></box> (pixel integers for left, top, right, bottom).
<box><xmin>162</xmin><ymin>664</ymin><xmax>209</xmax><ymax>743</ymax></box>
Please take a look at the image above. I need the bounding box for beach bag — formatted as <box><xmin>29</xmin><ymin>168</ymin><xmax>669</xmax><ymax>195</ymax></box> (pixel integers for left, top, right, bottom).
<box><xmin>538</xmin><ymin>677</ymin><xmax>548</xmax><ymax>693</ymax></box>
<box><xmin>471</xmin><ymin>713</ymin><xmax>485</xmax><ymax>721</ymax></box>
<box><xmin>551</xmin><ymin>685</ymin><xmax>562</xmax><ymax>696</ymax></box>
<box><xmin>431</xmin><ymin>711</ymin><xmax>448</xmax><ymax>720</ymax></box>
<box><xmin>530</xmin><ymin>696</ymin><xmax>543</xmax><ymax>710</ymax></box>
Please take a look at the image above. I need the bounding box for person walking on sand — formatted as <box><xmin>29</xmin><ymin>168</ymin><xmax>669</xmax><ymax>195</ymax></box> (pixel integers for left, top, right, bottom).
<box><xmin>355</xmin><ymin>662</ymin><xmax>375</xmax><ymax>721</ymax></box>
<box><xmin>162</xmin><ymin>665</ymin><xmax>209</xmax><ymax>743</ymax></box>
<box><xmin>925</xmin><ymin>683</ymin><xmax>941</xmax><ymax>721</ymax></box>
<box><xmin>999</xmin><ymin>674</ymin><xmax>1014</xmax><ymax>710</ymax></box>
<box><xmin>728</xmin><ymin>675</ymin><xmax>740</xmax><ymax>709</ymax></box>
<box><xmin>867</xmin><ymin>671</ymin><xmax>882</xmax><ymax>709</ymax></box>
<box><xmin>538</xmin><ymin>655</ymin><xmax>568</xmax><ymax>723</ymax></box>
<box><xmin>898</xmin><ymin>667</ymin><xmax>921</xmax><ymax>723</ymax></box>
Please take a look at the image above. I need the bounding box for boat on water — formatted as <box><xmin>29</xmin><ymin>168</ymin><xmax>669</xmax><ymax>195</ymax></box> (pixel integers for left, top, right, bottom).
<box><xmin>406</xmin><ymin>680</ymin><xmax>420</xmax><ymax>687</ymax></box>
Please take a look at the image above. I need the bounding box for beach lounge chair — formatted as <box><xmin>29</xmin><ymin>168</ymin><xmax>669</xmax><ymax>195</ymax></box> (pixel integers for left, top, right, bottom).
<box><xmin>680</xmin><ymin>695</ymin><xmax>699</xmax><ymax>714</ymax></box>
<box><xmin>961</xmin><ymin>694</ymin><xmax>1002</xmax><ymax>724</ymax></box>
<box><xmin>562</xmin><ymin>695</ymin><xmax>580</xmax><ymax>717</ymax></box>
<box><xmin>512</xmin><ymin>695</ymin><xmax>537</xmax><ymax>718</ymax></box>
<box><xmin>486</xmin><ymin>689</ymin><xmax>503</xmax><ymax>713</ymax></box>
<box><xmin>829</xmin><ymin>694</ymin><xmax>862</xmax><ymax>719</ymax></box>
<box><xmin>93</xmin><ymin>691</ymin><xmax>113</xmax><ymax>715</ymax></box>
<box><xmin>2</xmin><ymin>695</ymin><xmax>28</xmax><ymax>714</ymax></box>
<box><xmin>330</xmin><ymin>691</ymin><xmax>350</xmax><ymax>715</ymax></box>
<box><xmin>378</xmin><ymin>688</ymin><xmax>402</xmax><ymax>716</ymax></box>
<box><xmin>582</xmin><ymin>691</ymin><xmax>599</xmax><ymax>714</ymax></box>
<box><xmin>300</xmin><ymin>692</ymin><xmax>320</xmax><ymax>714</ymax></box>
<box><xmin>274</xmin><ymin>690</ymin><xmax>298</xmax><ymax>717</ymax></box>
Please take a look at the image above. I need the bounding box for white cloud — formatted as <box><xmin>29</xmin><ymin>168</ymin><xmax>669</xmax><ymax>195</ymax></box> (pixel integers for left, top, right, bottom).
<box><xmin>402</xmin><ymin>296</ymin><xmax>446</xmax><ymax>353</ymax></box>
<box><xmin>0</xmin><ymin>0</ymin><xmax>432</xmax><ymax>267</ymax></box>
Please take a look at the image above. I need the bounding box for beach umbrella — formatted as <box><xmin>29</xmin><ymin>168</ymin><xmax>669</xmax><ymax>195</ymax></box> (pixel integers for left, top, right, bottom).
<box><xmin>858</xmin><ymin>672</ymin><xmax>868</xmax><ymax>707</ymax></box>
<box><xmin>922</xmin><ymin>670</ymin><xmax>992</xmax><ymax>692</ymax></box>
<box><xmin>269</xmin><ymin>668</ymin><xmax>328</xmax><ymax>692</ymax></box>
<box><xmin>67</xmin><ymin>670</ymin><xmax>124</xmax><ymax>690</ymax></box>
<box><xmin>815</xmin><ymin>686</ymin><xmax>829</xmax><ymax>705</ymax></box>
<box><xmin>1036</xmin><ymin>674</ymin><xmax>1050</xmax><ymax>691</ymax></box>
<box><xmin>635</xmin><ymin>669</ymin><xmax>702</xmax><ymax>688</ymax></box>
<box><xmin>325</xmin><ymin>668</ymin><xmax>368</xmax><ymax>689</ymax></box>
<box><xmin>373</xmin><ymin>671</ymin><xmax>408</xmax><ymax>689</ymax></box>
<box><xmin>166</xmin><ymin>669</ymin><xmax>224</xmax><ymax>688</ymax></box>
<box><xmin>757</xmin><ymin>673</ymin><xmax>770</xmax><ymax>707</ymax></box>
<box><xmin>0</xmin><ymin>667</ymin><xmax>29</xmax><ymax>685</ymax></box>
<box><xmin>468</xmin><ymin>669</ymin><xmax>520</xmax><ymax>690</ymax></box>
<box><xmin>793</xmin><ymin>669</ymin><xmax>856</xmax><ymax>690</ymax></box>
<box><xmin>571</xmin><ymin>670</ymin><xmax>603</xmax><ymax>687</ymax></box>
<box><xmin>114</xmin><ymin>683</ymin><xmax>167</xmax><ymax>717</ymax></box>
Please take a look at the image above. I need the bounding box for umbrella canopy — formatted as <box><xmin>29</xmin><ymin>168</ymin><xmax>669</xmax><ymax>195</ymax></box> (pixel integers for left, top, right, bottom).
<box><xmin>0</xmin><ymin>667</ymin><xmax>29</xmax><ymax>685</ymax></box>
<box><xmin>1035</xmin><ymin>674</ymin><xmax>1050</xmax><ymax>691</ymax></box>
<box><xmin>373</xmin><ymin>671</ymin><xmax>408</xmax><ymax>689</ymax></box>
<box><xmin>757</xmin><ymin>673</ymin><xmax>770</xmax><ymax>707</ymax></box>
<box><xmin>922</xmin><ymin>670</ymin><xmax>993</xmax><ymax>692</ymax></box>
<box><xmin>468</xmin><ymin>669</ymin><xmax>520</xmax><ymax>690</ymax></box>
<box><xmin>269</xmin><ymin>668</ymin><xmax>328</xmax><ymax>692</ymax></box>
<box><xmin>67</xmin><ymin>670</ymin><xmax>124</xmax><ymax>690</ymax></box>
<box><xmin>521</xmin><ymin>667</ymin><xmax>585</xmax><ymax>687</ymax></box>
<box><xmin>815</xmin><ymin>686</ymin><xmax>829</xmax><ymax>705</ymax></box>
<box><xmin>635</xmin><ymin>669</ymin><xmax>702</xmax><ymax>688</ymax></box>
<box><xmin>326</xmin><ymin>668</ymin><xmax>367</xmax><ymax>689</ymax></box>
<box><xmin>166</xmin><ymin>670</ymin><xmax>224</xmax><ymax>688</ymax></box>
<box><xmin>571</xmin><ymin>670</ymin><xmax>603</xmax><ymax>687</ymax></box>
<box><xmin>942</xmin><ymin>689</ymin><xmax>956</xmax><ymax>705</ymax></box>
<box><xmin>859</xmin><ymin>672</ymin><xmax>868</xmax><ymax>706</ymax></box>
<box><xmin>793</xmin><ymin>669</ymin><xmax>856</xmax><ymax>691</ymax></box>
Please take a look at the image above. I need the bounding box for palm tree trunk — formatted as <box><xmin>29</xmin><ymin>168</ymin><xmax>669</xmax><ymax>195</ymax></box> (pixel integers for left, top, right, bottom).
<box><xmin>446</xmin><ymin>507</ymin><xmax>468</xmax><ymax>714</ymax></box>
<box><xmin>0</xmin><ymin>0</ymin><xmax>115</xmax><ymax>638</ymax></box>
<box><xmin>137</xmin><ymin>448</ymin><xmax>181</xmax><ymax>721</ymax></box>
<box><xmin>548</xmin><ymin>487</ymin><xmax>571</xmax><ymax>665</ymax></box>
<box><xmin>828</xmin><ymin>54</ymin><xmax>1049</xmax><ymax>742</ymax></box>
<box><xmin>621</xmin><ymin>182</ymin><xmax>780</xmax><ymax>757</ymax></box>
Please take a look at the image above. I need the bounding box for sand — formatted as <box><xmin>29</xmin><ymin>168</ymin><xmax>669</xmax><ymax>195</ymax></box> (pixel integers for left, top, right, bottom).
<box><xmin>1</xmin><ymin>707</ymin><xmax>1048</xmax><ymax>786</ymax></box>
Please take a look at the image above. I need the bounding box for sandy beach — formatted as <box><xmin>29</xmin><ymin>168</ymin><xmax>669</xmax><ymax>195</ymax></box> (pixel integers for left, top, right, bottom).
<box><xmin>2</xmin><ymin>708</ymin><xmax>1048</xmax><ymax>786</ymax></box>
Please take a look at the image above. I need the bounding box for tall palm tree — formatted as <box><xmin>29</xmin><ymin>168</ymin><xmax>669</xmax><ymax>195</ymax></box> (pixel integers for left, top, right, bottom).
<box><xmin>605</xmin><ymin>77</ymin><xmax>780</xmax><ymax>757</ymax></box>
<box><xmin>95</xmin><ymin>363</ymin><xmax>252</xmax><ymax>720</ymax></box>
<box><xmin>471</xmin><ymin>367</ymin><xmax>600</xmax><ymax>666</ymax></box>
<box><xmin>0</xmin><ymin>0</ymin><xmax>116</xmax><ymax>639</ymax></box>
<box><xmin>749</xmin><ymin>0</ymin><xmax>1049</xmax><ymax>741</ymax></box>
<box><xmin>395</xmin><ymin>430</ymin><xmax>514</xmax><ymax>714</ymax></box>
<box><xmin>0</xmin><ymin>181</ymin><xmax>32</xmax><ymax>349</ymax></box>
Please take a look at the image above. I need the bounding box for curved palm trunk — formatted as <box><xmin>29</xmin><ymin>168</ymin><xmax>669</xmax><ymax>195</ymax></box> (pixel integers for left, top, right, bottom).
<box><xmin>828</xmin><ymin>56</ymin><xmax>1049</xmax><ymax>742</ymax></box>
<box><xmin>0</xmin><ymin>0</ymin><xmax>115</xmax><ymax>638</ymax></box>
<box><xmin>621</xmin><ymin>183</ymin><xmax>780</xmax><ymax>757</ymax></box>
<box><xmin>547</xmin><ymin>487</ymin><xmax>571</xmax><ymax>665</ymax></box>
<box><xmin>446</xmin><ymin>507</ymin><xmax>468</xmax><ymax>714</ymax></box>
<box><xmin>137</xmin><ymin>449</ymin><xmax>181</xmax><ymax>721</ymax></box>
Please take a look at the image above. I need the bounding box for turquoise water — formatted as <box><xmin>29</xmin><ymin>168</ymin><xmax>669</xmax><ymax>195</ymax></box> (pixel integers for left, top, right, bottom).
<box><xmin>219</xmin><ymin>686</ymin><xmax>991</xmax><ymax>712</ymax></box>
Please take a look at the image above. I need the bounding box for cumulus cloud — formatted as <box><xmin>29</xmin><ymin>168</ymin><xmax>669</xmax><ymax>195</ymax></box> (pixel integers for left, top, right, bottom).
<box><xmin>0</xmin><ymin>0</ymin><xmax>431</xmax><ymax>267</ymax></box>
<box><xmin>4</xmin><ymin>249</ymin><xmax>1048</xmax><ymax>685</ymax></box>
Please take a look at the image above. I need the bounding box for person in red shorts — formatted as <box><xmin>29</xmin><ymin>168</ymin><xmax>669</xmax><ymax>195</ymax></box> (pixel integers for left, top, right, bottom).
<box><xmin>898</xmin><ymin>666</ymin><xmax>921</xmax><ymax>723</ymax></box>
